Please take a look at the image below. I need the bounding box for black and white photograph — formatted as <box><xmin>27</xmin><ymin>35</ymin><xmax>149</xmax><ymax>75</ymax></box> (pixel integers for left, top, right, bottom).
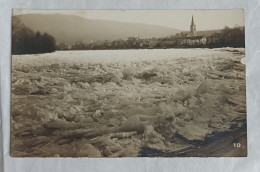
<box><xmin>10</xmin><ymin>9</ymin><xmax>246</xmax><ymax>157</ymax></box>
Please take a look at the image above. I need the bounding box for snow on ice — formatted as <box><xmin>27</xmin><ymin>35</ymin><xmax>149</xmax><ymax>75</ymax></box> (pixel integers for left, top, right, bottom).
<box><xmin>11</xmin><ymin>48</ymin><xmax>246</xmax><ymax>157</ymax></box>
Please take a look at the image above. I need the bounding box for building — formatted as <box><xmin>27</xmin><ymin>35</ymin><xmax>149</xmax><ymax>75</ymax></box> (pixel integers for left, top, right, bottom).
<box><xmin>176</xmin><ymin>16</ymin><xmax>207</xmax><ymax>46</ymax></box>
<box><xmin>177</xmin><ymin>36</ymin><xmax>207</xmax><ymax>46</ymax></box>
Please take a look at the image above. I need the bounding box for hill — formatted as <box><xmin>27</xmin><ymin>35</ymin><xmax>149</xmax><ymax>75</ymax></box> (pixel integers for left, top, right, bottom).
<box><xmin>14</xmin><ymin>14</ymin><xmax>180</xmax><ymax>44</ymax></box>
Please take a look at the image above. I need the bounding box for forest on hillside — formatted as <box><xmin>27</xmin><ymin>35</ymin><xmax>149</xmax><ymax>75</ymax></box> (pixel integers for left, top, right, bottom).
<box><xmin>207</xmin><ymin>26</ymin><xmax>245</xmax><ymax>48</ymax></box>
<box><xmin>12</xmin><ymin>17</ymin><xmax>56</xmax><ymax>55</ymax></box>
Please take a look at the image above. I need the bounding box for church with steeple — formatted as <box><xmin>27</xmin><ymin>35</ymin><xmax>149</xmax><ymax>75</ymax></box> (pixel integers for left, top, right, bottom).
<box><xmin>175</xmin><ymin>15</ymin><xmax>207</xmax><ymax>46</ymax></box>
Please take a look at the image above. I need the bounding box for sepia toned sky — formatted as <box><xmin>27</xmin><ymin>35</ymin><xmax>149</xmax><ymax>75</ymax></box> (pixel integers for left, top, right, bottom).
<box><xmin>13</xmin><ymin>9</ymin><xmax>244</xmax><ymax>30</ymax></box>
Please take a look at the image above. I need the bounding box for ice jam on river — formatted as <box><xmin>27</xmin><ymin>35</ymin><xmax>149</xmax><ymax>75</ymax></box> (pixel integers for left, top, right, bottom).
<box><xmin>11</xmin><ymin>48</ymin><xmax>246</xmax><ymax>157</ymax></box>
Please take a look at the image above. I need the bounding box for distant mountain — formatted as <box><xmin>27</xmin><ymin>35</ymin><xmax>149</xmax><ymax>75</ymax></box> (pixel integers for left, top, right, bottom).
<box><xmin>14</xmin><ymin>14</ymin><xmax>180</xmax><ymax>44</ymax></box>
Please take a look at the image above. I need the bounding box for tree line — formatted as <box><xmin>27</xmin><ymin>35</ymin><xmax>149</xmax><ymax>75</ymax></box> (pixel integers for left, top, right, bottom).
<box><xmin>12</xmin><ymin>17</ymin><xmax>56</xmax><ymax>55</ymax></box>
<box><xmin>208</xmin><ymin>26</ymin><xmax>245</xmax><ymax>48</ymax></box>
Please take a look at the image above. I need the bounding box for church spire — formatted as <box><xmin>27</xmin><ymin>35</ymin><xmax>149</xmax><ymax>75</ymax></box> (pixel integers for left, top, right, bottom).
<box><xmin>190</xmin><ymin>15</ymin><xmax>196</xmax><ymax>36</ymax></box>
<box><xmin>191</xmin><ymin>15</ymin><xmax>195</xmax><ymax>25</ymax></box>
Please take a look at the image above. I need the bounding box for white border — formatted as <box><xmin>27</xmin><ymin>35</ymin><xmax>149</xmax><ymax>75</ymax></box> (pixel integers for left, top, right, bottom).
<box><xmin>1</xmin><ymin>0</ymin><xmax>260</xmax><ymax>171</ymax></box>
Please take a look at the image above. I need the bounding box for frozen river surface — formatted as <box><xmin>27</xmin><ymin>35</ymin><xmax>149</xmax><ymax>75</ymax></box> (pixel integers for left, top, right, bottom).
<box><xmin>11</xmin><ymin>48</ymin><xmax>247</xmax><ymax>157</ymax></box>
<box><xmin>12</xmin><ymin>48</ymin><xmax>243</xmax><ymax>67</ymax></box>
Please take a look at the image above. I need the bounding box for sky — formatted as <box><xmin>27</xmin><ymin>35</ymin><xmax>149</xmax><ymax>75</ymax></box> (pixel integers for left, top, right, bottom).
<box><xmin>13</xmin><ymin>9</ymin><xmax>244</xmax><ymax>30</ymax></box>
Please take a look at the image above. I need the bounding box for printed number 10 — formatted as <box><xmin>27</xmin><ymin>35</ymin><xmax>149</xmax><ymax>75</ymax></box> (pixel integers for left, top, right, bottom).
<box><xmin>234</xmin><ymin>143</ymin><xmax>241</xmax><ymax>148</ymax></box>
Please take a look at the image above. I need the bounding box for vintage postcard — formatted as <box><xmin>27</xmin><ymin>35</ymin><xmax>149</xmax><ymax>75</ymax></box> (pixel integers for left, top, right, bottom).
<box><xmin>10</xmin><ymin>9</ymin><xmax>246</xmax><ymax>157</ymax></box>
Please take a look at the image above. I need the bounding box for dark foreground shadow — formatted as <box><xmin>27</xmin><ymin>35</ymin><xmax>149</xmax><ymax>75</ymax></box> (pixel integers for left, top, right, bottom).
<box><xmin>140</xmin><ymin>124</ymin><xmax>247</xmax><ymax>157</ymax></box>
